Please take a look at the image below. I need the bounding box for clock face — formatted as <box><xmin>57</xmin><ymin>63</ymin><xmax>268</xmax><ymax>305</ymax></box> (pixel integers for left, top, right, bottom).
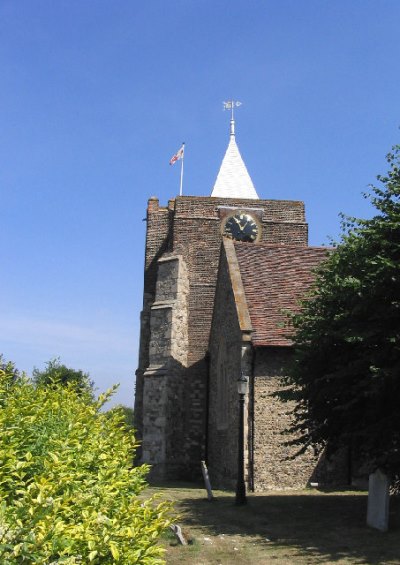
<box><xmin>224</xmin><ymin>212</ymin><xmax>259</xmax><ymax>242</ymax></box>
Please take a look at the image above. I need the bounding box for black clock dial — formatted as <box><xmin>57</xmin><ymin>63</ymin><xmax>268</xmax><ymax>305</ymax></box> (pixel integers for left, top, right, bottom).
<box><xmin>224</xmin><ymin>213</ymin><xmax>259</xmax><ymax>242</ymax></box>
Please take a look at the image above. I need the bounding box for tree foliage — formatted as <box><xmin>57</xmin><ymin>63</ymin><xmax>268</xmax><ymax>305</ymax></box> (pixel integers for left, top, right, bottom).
<box><xmin>0</xmin><ymin>360</ymin><xmax>171</xmax><ymax>564</ymax></box>
<box><xmin>109</xmin><ymin>405</ymin><xmax>135</xmax><ymax>429</ymax></box>
<box><xmin>283</xmin><ymin>145</ymin><xmax>400</xmax><ymax>474</ymax></box>
<box><xmin>0</xmin><ymin>355</ymin><xmax>21</xmax><ymax>383</ymax></box>
<box><xmin>32</xmin><ymin>357</ymin><xmax>95</xmax><ymax>398</ymax></box>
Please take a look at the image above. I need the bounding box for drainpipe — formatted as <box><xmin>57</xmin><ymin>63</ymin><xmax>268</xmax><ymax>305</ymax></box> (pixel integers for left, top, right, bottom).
<box><xmin>249</xmin><ymin>345</ymin><xmax>256</xmax><ymax>492</ymax></box>
<box><xmin>204</xmin><ymin>351</ymin><xmax>210</xmax><ymax>465</ymax></box>
<box><xmin>240</xmin><ymin>340</ymin><xmax>253</xmax><ymax>493</ymax></box>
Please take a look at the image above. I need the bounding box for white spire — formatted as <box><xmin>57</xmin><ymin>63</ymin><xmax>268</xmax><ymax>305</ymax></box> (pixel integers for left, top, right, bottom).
<box><xmin>211</xmin><ymin>101</ymin><xmax>259</xmax><ymax>199</ymax></box>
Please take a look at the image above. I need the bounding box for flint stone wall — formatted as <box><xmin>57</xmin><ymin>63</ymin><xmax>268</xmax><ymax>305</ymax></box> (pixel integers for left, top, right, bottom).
<box><xmin>141</xmin><ymin>254</ymin><xmax>189</xmax><ymax>479</ymax></box>
<box><xmin>253</xmin><ymin>348</ymin><xmax>350</xmax><ymax>490</ymax></box>
<box><xmin>252</xmin><ymin>348</ymin><xmax>319</xmax><ymax>490</ymax></box>
<box><xmin>207</xmin><ymin>248</ymin><xmax>244</xmax><ymax>489</ymax></box>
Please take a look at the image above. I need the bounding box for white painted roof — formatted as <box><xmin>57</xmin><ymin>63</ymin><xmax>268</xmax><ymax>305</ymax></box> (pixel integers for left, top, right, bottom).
<box><xmin>211</xmin><ymin>125</ymin><xmax>259</xmax><ymax>199</ymax></box>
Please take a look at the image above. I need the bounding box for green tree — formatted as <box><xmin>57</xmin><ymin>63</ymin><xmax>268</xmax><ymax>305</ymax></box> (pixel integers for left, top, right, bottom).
<box><xmin>32</xmin><ymin>357</ymin><xmax>94</xmax><ymax>398</ymax></box>
<box><xmin>0</xmin><ymin>361</ymin><xmax>171</xmax><ymax>564</ymax></box>
<box><xmin>109</xmin><ymin>405</ymin><xmax>135</xmax><ymax>429</ymax></box>
<box><xmin>282</xmin><ymin>145</ymin><xmax>400</xmax><ymax>475</ymax></box>
<box><xmin>0</xmin><ymin>354</ymin><xmax>20</xmax><ymax>384</ymax></box>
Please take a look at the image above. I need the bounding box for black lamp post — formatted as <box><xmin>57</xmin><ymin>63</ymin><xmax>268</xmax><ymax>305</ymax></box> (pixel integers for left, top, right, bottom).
<box><xmin>235</xmin><ymin>372</ymin><xmax>248</xmax><ymax>505</ymax></box>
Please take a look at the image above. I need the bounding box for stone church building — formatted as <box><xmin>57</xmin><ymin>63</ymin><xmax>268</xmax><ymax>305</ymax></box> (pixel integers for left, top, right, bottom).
<box><xmin>134</xmin><ymin>116</ymin><xmax>346</xmax><ymax>490</ymax></box>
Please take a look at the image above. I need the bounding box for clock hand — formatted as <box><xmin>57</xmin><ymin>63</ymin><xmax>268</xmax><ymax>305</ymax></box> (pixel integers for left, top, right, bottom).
<box><xmin>232</xmin><ymin>216</ymin><xmax>246</xmax><ymax>231</ymax></box>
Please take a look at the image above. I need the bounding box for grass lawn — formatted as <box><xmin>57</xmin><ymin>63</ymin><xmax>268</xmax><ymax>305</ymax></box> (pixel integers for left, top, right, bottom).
<box><xmin>145</xmin><ymin>482</ymin><xmax>400</xmax><ymax>565</ymax></box>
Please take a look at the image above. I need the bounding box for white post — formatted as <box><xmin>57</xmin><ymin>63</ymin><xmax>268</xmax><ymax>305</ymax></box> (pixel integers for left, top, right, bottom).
<box><xmin>201</xmin><ymin>460</ymin><xmax>214</xmax><ymax>501</ymax></box>
<box><xmin>367</xmin><ymin>469</ymin><xmax>390</xmax><ymax>532</ymax></box>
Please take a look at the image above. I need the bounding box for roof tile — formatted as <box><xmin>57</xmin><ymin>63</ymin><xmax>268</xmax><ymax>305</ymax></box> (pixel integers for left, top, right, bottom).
<box><xmin>233</xmin><ymin>242</ymin><xmax>330</xmax><ymax>346</ymax></box>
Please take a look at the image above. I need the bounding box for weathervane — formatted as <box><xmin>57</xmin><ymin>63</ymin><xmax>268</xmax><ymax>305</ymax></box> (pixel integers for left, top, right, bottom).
<box><xmin>223</xmin><ymin>100</ymin><xmax>242</xmax><ymax>136</ymax></box>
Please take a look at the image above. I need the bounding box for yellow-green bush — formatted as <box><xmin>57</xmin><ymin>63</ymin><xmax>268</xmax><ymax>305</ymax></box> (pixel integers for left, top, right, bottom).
<box><xmin>0</xmin><ymin>363</ymin><xmax>171</xmax><ymax>564</ymax></box>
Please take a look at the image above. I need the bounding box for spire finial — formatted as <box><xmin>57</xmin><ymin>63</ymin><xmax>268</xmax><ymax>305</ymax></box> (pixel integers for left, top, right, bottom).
<box><xmin>223</xmin><ymin>100</ymin><xmax>242</xmax><ymax>137</ymax></box>
<box><xmin>211</xmin><ymin>100</ymin><xmax>259</xmax><ymax>199</ymax></box>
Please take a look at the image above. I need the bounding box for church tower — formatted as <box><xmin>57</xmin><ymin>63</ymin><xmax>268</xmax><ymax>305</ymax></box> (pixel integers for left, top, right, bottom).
<box><xmin>134</xmin><ymin>108</ymin><xmax>308</xmax><ymax>480</ymax></box>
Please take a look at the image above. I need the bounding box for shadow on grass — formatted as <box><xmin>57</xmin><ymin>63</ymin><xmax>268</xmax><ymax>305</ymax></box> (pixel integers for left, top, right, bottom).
<box><xmin>157</xmin><ymin>484</ymin><xmax>400</xmax><ymax>564</ymax></box>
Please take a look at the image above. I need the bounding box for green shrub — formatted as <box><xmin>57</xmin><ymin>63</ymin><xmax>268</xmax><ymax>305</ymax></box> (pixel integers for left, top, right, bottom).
<box><xmin>107</xmin><ymin>405</ymin><xmax>135</xmax><ymax>430</ymax></box>
<box><xmin>0</xmin><ymin>363</ymin><xmax>171</xmax><ymax>564</ymax></box>
<box><xmin>32</xmin><ymin>357</ymin><xmax>95</xmax><ymax>399</ymax></box>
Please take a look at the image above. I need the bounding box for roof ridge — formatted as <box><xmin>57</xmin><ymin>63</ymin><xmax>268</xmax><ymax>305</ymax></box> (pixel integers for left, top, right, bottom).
<box><xmin>223</xmin><ymin>238</ymin><xmax>253</xmax><ymax>335</ymax></box>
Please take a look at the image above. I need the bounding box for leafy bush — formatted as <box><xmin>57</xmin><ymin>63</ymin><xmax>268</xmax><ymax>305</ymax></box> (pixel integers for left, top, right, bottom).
<box><xmin>32</xmin><ymin>357</ymin><xmax>95</xmax><ymax>399</ymax></box>
<box><xmin>0</xmin><ymin>361</ymin><xmax>171</xmax><ymax>564</ymax></box>
<box><xmin>107</xmin><ymin>405</ymin><xmax>135</xmax><ymax>429</ymax></box>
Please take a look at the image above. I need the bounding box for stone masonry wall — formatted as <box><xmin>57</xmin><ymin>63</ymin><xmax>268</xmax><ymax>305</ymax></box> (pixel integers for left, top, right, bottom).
<box><xmin>141</xmin><ymin>369</ymin><xmax>169</xmax><ymax>477</ymax></box>
<box><xmin>252</xmin><ymin>347</ymin><xmax>350</xmax><ymax>489</ymax></box>
<box><xmin>140</xmin><ymin>254</ymin><xmax>189</xmax><ymax>479</ymax></box>
<box><xmin>136</xmin><ymin>195</ymin><xmax>309</xmax><ymax>479</ymax></box>
<box><xmin>171</xmin><ymin>196</ymin><xmax>308</xmax><ymax>475</ymax></box>
<box><xmin>156</xmin><ymin>255</ymin><xmax>189</xmax><ymax>369</ymax></box>
<box><xmin>252</xmin><ymin>348</ymin><xmax>321</xmax><ymax>490</ymax></box>
<box><xmin>207</xmin><ymin>248</ymin><xmax>244</xmax><ymax>489</ymax></box>
<box><xmin>134</xmin><ymin>197</ymin><xmax>172</xmax><ymax>449</ymax></box>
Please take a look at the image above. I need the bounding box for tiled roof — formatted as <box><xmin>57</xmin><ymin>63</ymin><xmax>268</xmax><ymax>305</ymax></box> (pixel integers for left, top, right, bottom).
<box><xmin>233</xmin><ymin>242</ymin><xmax>330</xmax><ymax>347</ymax></box>
<box><xmin>211</xmin><ymin>134</ymin><xmax>259</xmax><ymax>199</ymax></box>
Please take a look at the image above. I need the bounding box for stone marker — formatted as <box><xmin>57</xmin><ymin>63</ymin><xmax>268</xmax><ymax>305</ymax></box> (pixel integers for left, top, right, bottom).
<box><xmin>201</xmin><ymin>460</ymin><xmax>214</xmax><ymax>501</ymax></box>
<box><xmin>170</xmin><ymin>524</ymin><xmax>187</xmax><ymax>545</ymax></box>
<box><xmin>367</xmin><ymin>468</ymin><xmax>390</xmax><ymax>532</ymax></box>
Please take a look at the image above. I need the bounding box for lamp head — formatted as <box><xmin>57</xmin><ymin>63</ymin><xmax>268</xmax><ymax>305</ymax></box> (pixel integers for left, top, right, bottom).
<box><xmin>237</xmin><ymin>372</ymin><xmax>249</xmax><ymax>396</ymax></box>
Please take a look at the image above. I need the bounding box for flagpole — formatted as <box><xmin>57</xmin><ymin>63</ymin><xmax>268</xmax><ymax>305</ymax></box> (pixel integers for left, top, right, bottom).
<box><xmin>179</xmin><ymin>142</ymin><xmax>185</xmax><ymax>196</ymax></box>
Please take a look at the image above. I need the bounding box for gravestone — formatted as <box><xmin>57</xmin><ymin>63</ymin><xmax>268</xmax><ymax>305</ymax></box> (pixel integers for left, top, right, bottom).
<box><xmin>366</xmin><ymin>469</ymin><xmax>390</xmax><ymax>532</ymax></box>
<box><xmin>170</xmin><ymin>524</ymin><xmax>187</xmax><ymax>545</ymax></box>
<box><xmin>201</xmin><ymin>460</ymin><xmax>214</xmax><ymax>501</ymax></box>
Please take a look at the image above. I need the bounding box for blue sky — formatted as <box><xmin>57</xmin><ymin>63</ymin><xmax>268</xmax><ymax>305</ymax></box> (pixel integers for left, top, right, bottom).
<box><xmin>1</xmin><ymin>1</ymin><xmax>399</xmax><ymax>407</ymax></box>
